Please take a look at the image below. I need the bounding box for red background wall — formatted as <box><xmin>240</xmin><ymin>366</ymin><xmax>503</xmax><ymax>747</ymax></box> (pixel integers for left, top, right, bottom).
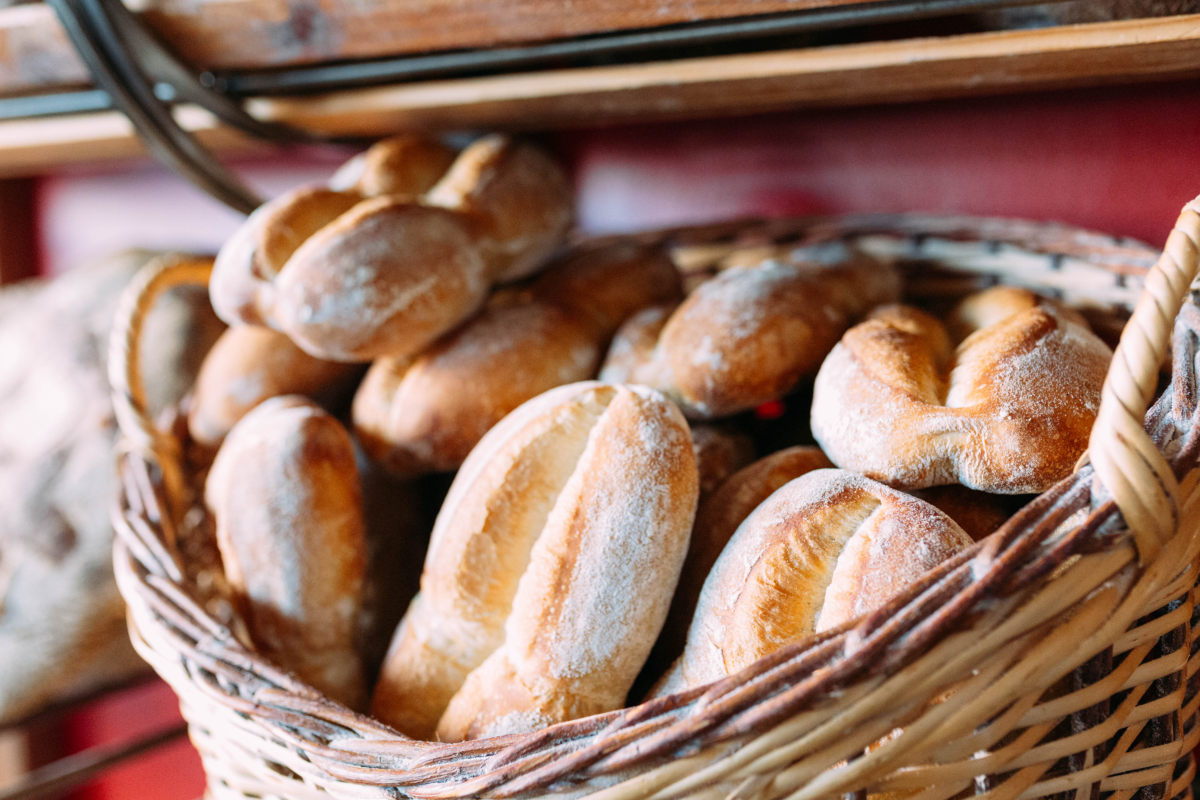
<box><xmin>39</xmin><ymin>77</ymin><xmax>1200</xmax><ymax>799</ymax></box>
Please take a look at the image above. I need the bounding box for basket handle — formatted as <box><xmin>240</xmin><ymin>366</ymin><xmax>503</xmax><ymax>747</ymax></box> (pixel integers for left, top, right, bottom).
<box><xmin>1088</xmin><ymin>198</ymin><xmax>1200</xmax><ymax>565</ymax></box>
<box><xmin>109</xmin><ymin>254</ymin><xmax>214</xmax><ymax>521</ymax></box>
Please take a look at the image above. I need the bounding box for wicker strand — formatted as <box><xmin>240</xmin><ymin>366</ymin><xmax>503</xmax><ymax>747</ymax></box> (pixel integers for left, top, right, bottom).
<box><xmin>1089</xmin><ymin>199</ymin><xmax>1200</xmax><ymax>563</ymax></box>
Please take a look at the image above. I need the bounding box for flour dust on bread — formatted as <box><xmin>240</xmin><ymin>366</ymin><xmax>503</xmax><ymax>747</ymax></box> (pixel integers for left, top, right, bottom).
<box><xmin>599</xmin><ymin>243</ymin><xmax>901</xmax><ymax>419</ymax></box>
<box><xmin>205</xmin><ymin>396</ymin><xmax>367</xmax><ymax>709</ymax></box>
<box><xmin>653</xmin><ymin>469</ymin><xmax>972</xmax><ymax>696</ymax></box>
<box><xmin>811</xmin><ymin>286</ymin><xmax>1112</xmax><ymax>493</ymax></box>
<box><xmin>368</xmin><ymin>382</ymin><xmax>698</xmax><ymax>740</ymax></box>
<box><xmin>353</xmin><ymin>243</ymin><xmax>682</xmax><ymax>476</ymax></box>
<box><xmin>210</xmin><ymin>134</ymin><xmax>573</xmax><ymax>362</ymax></box>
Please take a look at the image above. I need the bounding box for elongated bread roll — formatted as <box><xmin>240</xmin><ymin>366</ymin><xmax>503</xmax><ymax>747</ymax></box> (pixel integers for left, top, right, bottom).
<box><xmin>599</xmin><ymin>244</ymin><xmax>900</xmax><ymax>419</ymax></box>
<box><xmin>212</xmin><ymin>135</ymin><xmax>572</xmax><ymax>362</ymax></box>
<box><xmin>369</xmin><ymin>382</ymin><xmax>698</xmax><ymax>740</ymax></box>
<box><xmin>353</xmin><ymin>243</ymin><xmax>682</xmax><ymax>475</ymax></box>
<box><xmin>635</xmin><ymin>445</ymin><xmax>831</xmax><ymax>700</ymax></box>
<box><xmin>187</xmin><ymin>324</ymin><xmax>363</xmax><ymax>449</ymax></box>
<box><xmin>811</xmin><ymin>286</ymin><xmax>1112</xmax><ymax>493</ymax></box>
<box><xmin>205</xmin><ymin>396</ymin><xmax>366</xmax><ymax>709</ymax></box>
<box><xmin>653</xmin><ymin>469</ymin><xmax>971</xmax><ymax>697</ymax></box>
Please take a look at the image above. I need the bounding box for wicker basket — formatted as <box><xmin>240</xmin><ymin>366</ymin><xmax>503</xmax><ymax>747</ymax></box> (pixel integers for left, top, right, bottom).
<box><xmin>110</xmin><ymin>203</ymin><xmax>1200</xmax><ymax>800</ymax></box>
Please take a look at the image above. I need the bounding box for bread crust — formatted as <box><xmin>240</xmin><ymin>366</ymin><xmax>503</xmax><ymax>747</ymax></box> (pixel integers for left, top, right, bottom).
<box><xmin>204</xmin><ymin>396</ymin><xmax>366</xmax><ymax>709</ymax></box>
<box><xmin>811</xmin><ymin>287</ymin><xmax>1113</xmax><ymax>493</ymax></box>
<box><xmin>211</xmin><ymin>135</ymin><xmax>573</xmax><ymax>361</ymax></box>
<box><xmin>369</xmin><ymin>382</ymin><xmax>698</xmax><ymax>740</ymax></box>
<box><xmin>187</xmin><ymin>324</ymin><xmax>362</xmax><ymax>449</ymax></box>
<box><xmin>599</xmin><ymin>245</ymin><xmax>900</xmax><ymax>419</ymax></box>
<box><xmin>352</xmin><ymin>244</ymin><xmax>682</xmax><ymax>476</ymax></box>
<box><xmin>653</xmin><ymin>469</ymin><xmax>971</xmax><ymax>697</ymax></box>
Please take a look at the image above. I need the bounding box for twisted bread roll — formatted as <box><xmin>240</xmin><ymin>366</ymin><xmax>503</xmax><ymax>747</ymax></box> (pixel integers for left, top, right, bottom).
<box><xmin>187</xmin><ymin>325</ymin><xmax>363</xmax><ymax>449</ymax></box>
<box><xmin>211</xmin><ymin>134</ymin><xmax>572</xmax><ymax>362</ymax></box>
<box><xmin>205</xmin><ymin>396</ymin><xmax>366</xmax><ymax>709</ymax></box>
<box><xmin>353</xmin><ymin>243</ymin><xmax>682</xmax><ymax>475</ymax></box>
<box><xmin>369</xmin><ymin>382</ymin><xmax>698</xmax><ymax>740</ymax></box>
<box><xmin>653</xmin><ymin>469</ymin><xmax>972</xmax><ymax>696</ymax></box>
<box><xmin>599</xmin><ymin>244</ymin><xmax>900</xmax><ymax>419</ymax></box>
<box><xmin>811</xmin><ymin>287</ymin><xmax>1112</xmax><ymax>493</ymax></box>
<box><xmin>637</xmin><ymin>446</ymin><xmax>831</xmax><ymax>697</ymax></box>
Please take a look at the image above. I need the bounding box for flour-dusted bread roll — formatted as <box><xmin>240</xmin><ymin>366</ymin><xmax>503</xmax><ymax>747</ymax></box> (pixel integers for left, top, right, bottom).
<box><xmin>205</xmin><ymin>396</ymin><xmax>367</xmax><ymax>709</ymax></box>
<box><xmin>911</xmin><ymin>485</ymin><xmax>1029</xmax><ymax>542</ymax></box>
<box><xmin>353</xmin><ymin>243</ymin><xmax>682</xmax><ymax>475</ymax></box>
<box><xmin>212</xmin><ymin>134</ymin><xmax>573</xmax><ymax>362</ymax></box>
<box><xmin>653</xmin><ymin>469</ymin><xmax>972</xmax><ymax>696</ymax></box>
<box><xmin>811</xmin><ymin>286</ymin><xmax>1113</xmax><ymax>493</ymax></box>
<box><xmin>599</xmin><ymin>243</ymin><xmax>901</xmax><ymax>419</ymax></box>
<box><xmin>369</xmin><ymin>382</ymin><xmax>698</xmax><ymax>740</ymax></box>
<box><xmin>636</xmin><ymin>446</ymin><xmax>831</xmax><ymax>698</ymax></box>
<box><xmin>187</xmin><ymin>324</ymin><xmax>363</xmax><ymax>449</ymax></box>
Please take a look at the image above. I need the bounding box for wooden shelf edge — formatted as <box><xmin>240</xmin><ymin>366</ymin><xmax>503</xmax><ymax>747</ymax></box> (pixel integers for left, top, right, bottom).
<box><xmin>4</xmin><ymin>14</ymin><xmax>1200</xmax><ymax>176</ymax></box>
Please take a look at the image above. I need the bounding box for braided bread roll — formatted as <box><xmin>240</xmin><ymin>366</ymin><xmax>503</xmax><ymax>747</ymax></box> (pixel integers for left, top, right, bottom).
<box><xmin>653</xmin><ymin>469</ymin><xmax>972</xmax><ymax>696</ymax></box>
<box><xmin>205</xmin><ymin>396</ymin><xmax>366</xmax><ymax>708</ymax></box>
<box><xmin>187</xmin><ymin>324</ymin><xmax>363</xmax><ymax>449</ymax></box>
<box><xmin>353</xmin><ymin>243</ymin><xmax>682</xmax><ymax>475</ymax></box>
<box><xmin>369</xmin><ymin>382</ymin><xmax>698</xmax><ymax>740</ymax></box>
<box><xmin>599</xmin><ymin>244</ymin><xmax>900</xmax><ymax>419</ymax></box>
<box><xmin>211</xmin><ymin>134</ymin><xmax>572</xmax><ymax>362</ymax></box>
<box><xmin>811</xmin><ymin>287</ymin><xmax>1112</xmax><ymax>493</ymax></box>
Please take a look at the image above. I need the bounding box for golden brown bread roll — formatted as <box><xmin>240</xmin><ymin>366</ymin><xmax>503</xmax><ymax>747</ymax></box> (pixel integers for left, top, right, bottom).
<box><xmin>599</xmin><ymin>243</ymin><xmax>900</xmax><ymax>419</ymax></box>
<box><xmin>211</xmin><ymin>134</ymin><xmax>573</xmax><ymax>362</ymax></box>
<box><xmin>205</xmin><ymin>396</ymin><xmax>366</xmax><ymax>709</ymax></box>
<box><xmin>653</xmin><ymin>469</ymin><xmax>972</xmax><ymax>696</ymax></box>
<box><xmin>369</xmin><ymin>382</ymin><xmax>698</xmax><ymax>740</ymax></box>
<box><xmin>328</xmin><ymin>135</ymin><xmax>458</xmax><ymax>198</ymax></box>
<box><xmin>689</xmin><ymin>423</ymin><xmax>756</xmax><ymax>496</ymax></box>
<box><xmin>352</xmin><ymin>243</ymin><xmax>682</xmax><ymax>475</ymax></box>
<box><xmin>811</xmin><ymin>286</ymin><xmax>1113</xmax><ymax>493</ymax></box>
<box><xmin>636</xmin><ymin>445</ymin><xmax>831</xmax><ymax>699</ymax></box>
<box><xmin>911</xmin><ymin>485</ymin><xmax>1029</xmax><ymax>542</ymax></box>
<box><xmin>187</xmin><ymin>324</ymin><xmax>363</xmax><ymax>449</ymax></box>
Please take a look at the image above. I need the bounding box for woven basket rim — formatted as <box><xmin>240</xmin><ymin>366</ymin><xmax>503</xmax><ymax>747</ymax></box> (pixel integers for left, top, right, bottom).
<box><xmin>108</xmin><ymin>207</ymin><xmax>1200</xmax><ymax>799</ymax></box>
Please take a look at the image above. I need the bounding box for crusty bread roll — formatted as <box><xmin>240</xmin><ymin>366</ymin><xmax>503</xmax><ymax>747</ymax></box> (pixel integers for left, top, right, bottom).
<box><xmin>369</xmin><ymin>382</ymin><xmax>698</xmax><ymax>740</ymax></box>
<box><xmin>599</xmin><ymin>243</ymin><xmax>900</xmax><ymax>419</ymax></box>
<box><xmin>911</xmin><ymin>485</ymin><xmax>1028</xmax><ymax>542</ymax></box>
<box><xmin>353</xmin><ymin>243</ymin><xmax>681</xmax><ymax>475</ymax></box>
<box><xmin>690</xmin><ymin>423</ymin><xmax>756</xmax><ymax>497</ymax></box>
<box><xmin>205</xmin><ymin>396</ymin><xmax>366</xmax><ymax>709</ymax></box>
<box><xmin>636</xmin><ymin>445</ymin><xmax>831</xmax><ymax>699</ymax></box>
<box><xmin>653</xmin><ymin>469</ymin><xmax>972</xmax><ymax>696</ymax></box>
<box><xmin>811</xmin><ymin>286</ymin><xmax>1113</xmax><ymax>493</ymax></box>
<box><xmin>329</xmin><ymin>135</ymin><xmax>458</xmax><ymax>198</ymax></box>
<box><xmin>187</xmin><ymin>324</ymin><xmax>363</xmax><ymax>449</ymax></box>
<box><xmin>211</xmin><ymin>134</ymin><xmax>573</xmax><ymax>362</ymax></box>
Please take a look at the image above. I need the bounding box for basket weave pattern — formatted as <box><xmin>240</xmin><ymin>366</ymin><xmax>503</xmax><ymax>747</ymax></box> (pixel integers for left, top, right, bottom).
<box><xmin>110</xmin><ymin>207</ymin><xmax>1200</xmax><ymax>800</ymax></box>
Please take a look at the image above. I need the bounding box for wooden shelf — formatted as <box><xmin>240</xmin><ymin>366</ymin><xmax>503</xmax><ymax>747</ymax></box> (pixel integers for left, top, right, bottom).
<box><xmin>3</xmin><ymin>13</ymin><xmax>1200</xmax><ymax>175</ymax></box>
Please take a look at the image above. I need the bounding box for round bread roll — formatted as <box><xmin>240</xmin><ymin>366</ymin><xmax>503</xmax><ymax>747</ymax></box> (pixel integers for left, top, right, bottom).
<box><xmin>635</xmin><ymin>445</ymin><xmax>831</xmax><ymax>699</ymax></box>
<box><xmin>212</xmin><ymin>134</ymin><xmax>573</xmax><ymax>362</ymax></box>
<box><xmin>369</xmin><ymin>382</ymin><xmax>698</xmax><ymax>740</ymax></box>
<box><xmin>328</xmin><ymin>135</ymin><xmax>457</xmax><ymax>198</ymax></box>
<box><xmin>652</xmin><ymin>469</ymin><xmax>972</xmax><ymax>697</ymax></box>
<box><xmin>811</xmin><ymin>286</ymin><xmax>1113</xmax><ymax>493</ymax></box>
<box><xmin>187</xmin><ymin>324</ymin><xmax>363</xmax><ymax>449</ymax></box>
<box><xmin>599</xmin><ymin>243</ymin><xmax>900</xmax><ymax>419</ymax></box>
<box><xmin>353</xmin><ymin>243</ymin><xmax>682</xmax><ymax>476</ymax></box>
<box><xmin>205</xmin><ymin>396</ymin><xmax>367</xmax><ymax>709</ymax></box>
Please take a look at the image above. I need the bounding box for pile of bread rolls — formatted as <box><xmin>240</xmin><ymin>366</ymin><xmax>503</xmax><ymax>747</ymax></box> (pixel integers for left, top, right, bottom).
<box><xmin>185</xmin><ymin>134</ymin><xmax>1114</xmax><ymax>742</ymax></box>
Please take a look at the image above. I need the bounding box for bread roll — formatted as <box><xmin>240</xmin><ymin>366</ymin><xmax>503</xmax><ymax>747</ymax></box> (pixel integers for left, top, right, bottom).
<box><xmin>690</xmin><ymin>423</ymin><xmax>756</xmax><ymax>496</ymax></box>
<box><xmin>212</xmin><ymin>135</ymin><xmax>573</xmax><ymax>362</ymax></box>
<box><xmin>329</xmin><ymin>136</ymin><xmax>457</xmax><ymax>198</ymax></box>
<box><xmin>599</xmin><ymin>243</ymin><xmax>900</xmax><ymax>419</ymax></box>
<box><xmin>353</xmin><ymin>243</ymin><xmax>681</xmax><ymax>475</ymax></box>
<box><xmin>187</xmin><ymin>324</ymin><xmax>363</xmax><ymax>449</ymax></box>
<box><xmin>635</xmin><ymin>445</ymin><xmax>830</xmax><ymax>699</ymax></box>
<box><xmin>205</xmin><ymin>396</ymin><xmax>366</xmax><ymax>708</ymax></box>
<box><xmin>369</xmin><ymin>382</ymin><xmax>698</xmax><ymax>740</ymax></box>
<box><xmin>911</xmin><ymin>485</ymin><xmax>1029</xmax><ymax>542</ymax></box>
<box><xmin>653</xmin><ymin>469</ymin><xmax>971</xmax><ymax>696</ymax></box>
<box><xmin>811</xmin><ymin>286</ymin><xmax>1112</xmax><ymax>493</ymax></box>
